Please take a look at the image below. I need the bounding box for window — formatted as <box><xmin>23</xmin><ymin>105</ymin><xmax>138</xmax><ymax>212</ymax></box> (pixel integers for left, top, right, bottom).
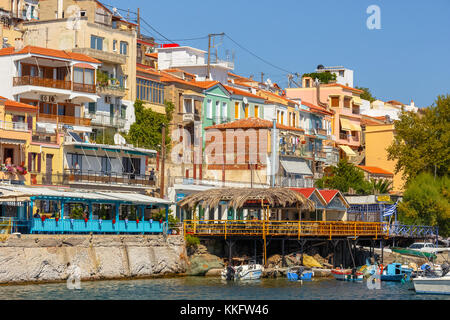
<box><xmin>184</xmin><ymin>99</ymin><xmax>193</xmax><ymax>113</ymax></box>
<box><xmin>121</xmin><ymin>105</ymin><xmax>127</xmax><ymax>119</ymax></box>
<box><xmin>206</xmin><ymin>99</ymin><xmax>212</xmax><ymax>119</ymax></box>
<box><xmin>244</xmin><ymin>104</ymin><xmax>249</xmax><ymax>118</ymax></box>
<box><xmin>280</xmin><ymin>111</ymin><xmax>284</xmax><ymax>124</ymax></box>
<box><xmin>113</xmin><ymin>40</ymin><xmax>117</xmax><ymax>52</ymax></box>
<box><xmin>254</xmin><ymin>105</ymin><xmax>259</xmax><ymax>118</ymax></box>
<box><xmin>305</xmin><ymin>79</ymin><xmax>310</xmax><ymax>87</ymax></box>
<box><xmin>331</xmin><ymin>97</ymin><xmax>340</xmax><ymax>107</ymax></box>
<box><xmin>222</xmin><ymin>102</ymin><xmax>228</xmax><ymax>121</ymax></box>
<box><xmin>101</xmin><ymin>157</ymin><xmax>111</xmax><ymax>174</ymax></box>
<box><xmin>136</xmin><ymin>78</ymin><xmax>164</xmax><ymax>104</ymax></box>
<box><xmin>90</xmin><ymin>35</ymin><xmax>103</xmax><ymax>50</ymax></box>
<box><xmin>215</xmin><ymin>101</ymin><xmax>220</xmax><ymax>121</ymax></box>
<box><xmin>57</xmin><ymin>104</ymin><xmax>65</xmax><ymax>116</ymax></box>
<box><xmin>234</xmin><ymin>102</ymin><xmax>239</xmax><ymax>119</ymax></box>
<box><xmin>80</xmin><ymin>11</ymin><xmax>86</xmax><ymax>17</ymax></box>
<box><xmin>120</xmin><ymin>41</ymin><xmax>128</xmax><ymax>55</ymax></box>
<box><xmin>344</xmin><ymin>97</ymin><xmax>351</xmax><ymax>108</ymax></box>
<box><xmin>88</xmin><ymin>102</ymin><xmax>96</xmax><ymax>114</ymax></box>
<box><xmin>68</xmin><ymin>153</ymin><xmax>83</xmax><ymax>172</ymax></box>
<box><xmin>74</xmin><ymin>68</ymin><xmax>94</xmax><ymax>85</ymax></box>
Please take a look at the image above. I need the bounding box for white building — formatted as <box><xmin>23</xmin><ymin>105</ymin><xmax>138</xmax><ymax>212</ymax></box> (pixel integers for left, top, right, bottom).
<box><xmin>360</xmin><ymin>99</ymin><xmax>418</xmax><ymax>121</ymax></box>
<box><xmin>315</xmin><ymin>65</ymin><xmax>354</xmax><ymax>88</ymax></box>
<box><xmin>157</xmin><ymin>45</ymin><xmax>233</xmax><ymax>84</ymax></box>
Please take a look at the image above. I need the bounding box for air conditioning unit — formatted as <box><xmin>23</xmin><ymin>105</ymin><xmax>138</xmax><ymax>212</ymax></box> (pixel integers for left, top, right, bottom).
<box><xmin>105</xmin><ymin>96</ymin><xmax>112</xmax><ymax>104</ymax></box>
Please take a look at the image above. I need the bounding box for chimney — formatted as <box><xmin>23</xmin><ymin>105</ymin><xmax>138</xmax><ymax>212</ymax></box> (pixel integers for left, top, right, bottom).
<box><xmin>14</xmin><ymin>38</ymin><xmax>24</xmax><ymax>52</ymax></box>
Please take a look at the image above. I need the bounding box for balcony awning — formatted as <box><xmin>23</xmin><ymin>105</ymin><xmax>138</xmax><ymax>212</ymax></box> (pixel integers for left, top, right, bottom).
<box><xmin>0</xmin><ymin>138</ymin><xmax>27</xmax><ymax>145</ymax></box>
<box><xmin>340</xmin><ymin>118</ymin><xmax>352</xmax><ymax>131</ymax></box>
<box><xmin>350</xmin><ymin>123</ymin><xmax>362</xmax><ymax>132</ymax></box>
<box><xmin>183</xmin><ymin>90</ymin><xmax>205</xmax><ymax>99</ymax></box>
<box><xmin>339</xmin><ymin>145</ymin><xmax>357</xmax><ymax>157</ymax></box>
<box><xmin>280</xmin><ymin>159</ymin><xmax>313</xmax><ymax>176</ymax></box>
<box><xmin>352</xmin><ymin>96</ymin><xmax>363</xmax><ymax>105</ymax></box>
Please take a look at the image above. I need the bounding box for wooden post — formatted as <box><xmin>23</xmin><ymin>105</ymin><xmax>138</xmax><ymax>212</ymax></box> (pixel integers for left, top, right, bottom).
<box><xmin>160</xmin><ymin>124</ymin><xmax>166</xmax><ymax>199</ymax></box>
<box><xmin>281</xmin><ymin>239</ymin><xmax>285</xmax><ymax>267</ymax></box>
<box><xmin>381</xmin><ymin>239</ymin><xmax>384</xmax><ymax>264</ymax></box>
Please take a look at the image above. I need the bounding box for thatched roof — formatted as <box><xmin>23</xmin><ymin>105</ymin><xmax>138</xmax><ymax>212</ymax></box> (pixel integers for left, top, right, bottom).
<box><xmin>177</xmin><ymin>188</ymin><xmax>315</xmax><ymax>211</ymax></box>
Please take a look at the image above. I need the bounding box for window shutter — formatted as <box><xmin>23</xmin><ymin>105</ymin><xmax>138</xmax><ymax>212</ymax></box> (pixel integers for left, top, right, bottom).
<box><xmin>37</xmin><ymin>154</ymin><xmax>41</xmax><ymax>173</ymax></box>
<box><xmin>28</xmin><ymin>153</ymin><xmax>32</xmax><ymax>170</ymax></box>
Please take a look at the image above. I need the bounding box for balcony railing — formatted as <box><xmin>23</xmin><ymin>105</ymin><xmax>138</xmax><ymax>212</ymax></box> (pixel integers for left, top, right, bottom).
<box><xmin>13</xmin><ymin>76</ymin><xmax>96</xmax><ymax>94</ymax></box>
<box><xmin>279</xmin><ymin>177</ymin><xmax>314</xmax><ymax>188</ymax></box>
<box><xmin>13</xmin><ymin>76</ymin><xmax>71</xmax><ymax>90</ymax></box>
<box><xmin>340</xmin><ymin>132</ymin><xmax>348</xmax><ymax>140</ymax></box>
<box><xmin>97</xmin><ymin>85</ymin><xmax>127</xmax><ymax>97</ymax></box>
<box><xmin>37</xmin><ymin>114</ymin><xmax>92</xmax><ymax>126</ymax></box>
<box><xmin>32</xmin><ymin>133</ymin><xmax>58</xmax><ymax>144</ymax></box>
<box><xmin>87</xmin><ymin>113</ymin><xmax>126</xmax><ymax>128</ymax></box>
<box><xmin>64</xmin><ymin>170</ymin><xmax>158</xmax><ymax>188</ymax></box>
<box><xmin>0</xmin><ymin>121</ymin><xmax>29</xmax><ymax>132</ymax></box>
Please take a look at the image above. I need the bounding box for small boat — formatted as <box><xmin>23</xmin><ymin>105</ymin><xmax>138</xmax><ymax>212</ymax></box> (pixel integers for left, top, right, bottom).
<box><xmin>391</xmin><ymin>246</ymin><xmax>437</xmax><ymax>260</ymax></box>
<box><xmin>221</xmin><ymin>260</ymin><xmax>263</xmax><ymax>281</ymax></box>
<box><xmin>287</xmin><ymin>266</ymin><xmax>314</xmax><ymax>281</ymax></box>
<box><xmin>379</xmin><ymin>263</ymin><xmax>413</xmax><ymax>282</ymax></box>
<box><xmin>331</xmin><ymin>268</ymin><xmax>364</xmax><ymax>281</ymax></box>
<box><xmin>413</xmin><ymin>275</ymin><xmax>450</xmax><ymax>295</ymax></box>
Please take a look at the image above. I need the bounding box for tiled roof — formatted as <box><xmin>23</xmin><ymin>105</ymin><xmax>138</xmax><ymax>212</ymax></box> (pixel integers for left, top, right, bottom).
<box><xmin>136</xmin><ymin>66</ymin><xmax>161</xmax><ymax>77</ymax></box>
<box><xmin>145</xmin><ymin>52</ymin><xmax>158</xmax><ymax>59</ymax></box>
<box><xmin>0</xmin><ymin>96</ymin><xmax>38</xmax><ymax>112</ymax></box>
<box><xmin>361</xmin><ymin>116</ymin><xmax>385</xmax><ymax>126</ymax></box>
<box><xmin>318</xmin><ymin>190</ymin><xmax>340</xmax><ymax>204</ymax></box>
<box><xmin>223</xmin><ymin>85</ymin><xmax>264</xmax><ymax>100</ymax></box>
<box><xmin>191</xmin><ymin>80</ymin><xmax>221</xmax><ymax>89</ymax></box>
<box><xmin>159</xmin><ymin>72</ymin><xmax>205</xmax><ymax>88</ymax></box>
<box><xmin>357</xmin><ymin>166</ymin><xmax>394</xmax><ymax>176</ymax></box>
<box><xmin>205</xmin><ymin>117</ymin><xmax>304</xmax><ymax>133</ymax></box>
<box><xmin>0</xmin><ymin>46</ymin><xmax>101</xmax><ymax>64</ymax></box>
<box><xmin>321</xmin><ymin>83</ymin><xmax>364</xmax><ymax>94</ymax></box>
<box><xmin>387</xmin><ymin>100</ymin><xmax>404</xmax><ymax>106</ymax></box>
<box><xmin>290</xmin><ymin>188</ymin><xmax>316</xmax><ymax>199</ymax></box>
<box><xmin>301</xmin><ymin>101</ymin><xmax>333</xmax><ymax>116</ymax></box>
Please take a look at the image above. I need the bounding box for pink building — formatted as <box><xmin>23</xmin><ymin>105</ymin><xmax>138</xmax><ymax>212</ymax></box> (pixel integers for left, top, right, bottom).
<box><xmin>286</xmin><ymin>78</ymin><xmax>363</xmax><ymax>162</ymax></box>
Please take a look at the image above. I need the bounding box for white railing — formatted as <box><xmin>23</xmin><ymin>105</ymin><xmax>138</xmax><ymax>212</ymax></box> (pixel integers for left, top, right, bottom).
<box><xmin>0</xmin><ymin>121</ymin><xmax>29</xmax><ymax>132</ymax></box>
<box><xmin>88</xmin><ymin>114</ymin><xmax>126</xmax><ymax>128</ymax></box>
<box><xmin>279</xmin><ymin>177</ymin><xmax>314</xmax><ymax>188</ymax></box>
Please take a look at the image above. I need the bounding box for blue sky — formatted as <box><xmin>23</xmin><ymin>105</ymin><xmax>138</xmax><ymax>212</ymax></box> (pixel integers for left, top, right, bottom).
<box><xmin>104</xmin><ymin>0</ymin><xmax>450</xmax><ymax>108</ymax></box>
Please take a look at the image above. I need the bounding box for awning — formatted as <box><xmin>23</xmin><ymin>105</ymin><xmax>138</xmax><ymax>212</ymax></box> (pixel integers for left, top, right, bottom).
<box><xmin>280</xmin><ymin>159</ymin><xmax>313</xmax><ymax>176</ymax></box>
<box><xmin>340</xmin><ymin>118</ymin><xmax>352</xmax><ymax>131</ymax></box>
<box><xmin>339</xmin><ymin>145</ymin><xmax>357</xmax><ymax>157</ymax></box>
<box><xmin>350</xmin><ymin>123</ymin><xmax>362</xmax><ymax>132</ymax></box>
<box><xmin>352</xmin><ymin>96</ymin><xmax>363</xmax><ymax>105</ymax></box>
<box><xmin>0</xmin><ymin>139</ymin><xmax>26</xmax><ymax>145</ymax></box>
<box><xmin>183</xmin><ymin>90</ymin><xmax>205</xmax><ymax>99</ymax></box>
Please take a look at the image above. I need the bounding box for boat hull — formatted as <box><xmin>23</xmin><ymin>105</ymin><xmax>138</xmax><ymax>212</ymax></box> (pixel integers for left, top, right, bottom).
<box><xmin>413</xmin><ymin>276</ymin><xmax>450</xmax><ymax>295</ymax></box>
<box><xmin>331</xmin><ymin>270</ymin><xmax>364</xmax><ymax>281</ymax></box>
<box><xmin>287</xmin><ymin>271</ymin><xmax>313</xmax><ymax>281</ymax></box>
<box><xmin>391</xmin><ymin>247</ymin><xmax>437</xmax><ymax>260</ymax></box>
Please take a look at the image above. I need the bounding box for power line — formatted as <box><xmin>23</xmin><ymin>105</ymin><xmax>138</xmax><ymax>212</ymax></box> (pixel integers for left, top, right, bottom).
<box><xmin>140</xmin><ymin>17</ymin><xmax>175</xmax><ymax>44</ymax></box>
<box><xmin>224</xmin><ymin>34</ymin><xmax>294</xmax><ymax>75</ymax></box>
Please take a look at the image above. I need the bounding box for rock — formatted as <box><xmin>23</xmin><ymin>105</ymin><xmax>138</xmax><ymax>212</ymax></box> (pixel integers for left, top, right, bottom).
<box><xmin>187</xmin><ymin>253</ymin><xmax>224</xmax><ymax>276</ymax></box>
<box><xmin>311</xmin><ymin>268</ymin><xmax>333</xmax><ymax>277</ymax></box>
<box><xmin>205</xmin><ymin>268</ymin><xmax>223</xmax><ymax>277</ymax></box>
<box><xmin>0</xmin><ymin>234</ymin><xmax>188</xmax><ymax>284</ymax></box>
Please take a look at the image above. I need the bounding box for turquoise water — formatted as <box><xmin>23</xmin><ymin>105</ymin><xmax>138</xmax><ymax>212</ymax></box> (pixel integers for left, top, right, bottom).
<box><xmin>0</xmin><ymin>277</ymin><xmax>448</xmax><ymax>300</ymax></box>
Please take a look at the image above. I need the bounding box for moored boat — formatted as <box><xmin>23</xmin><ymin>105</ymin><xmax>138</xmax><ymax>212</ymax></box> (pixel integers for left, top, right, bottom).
<box><xmin>287</xmin><ymin>266</ymin><xmax>314</xmax><ymax>281</ymax></box>
<box><xmin>379</xmin><ymin>263</ymin><xmax>413</xmax><ymax>282</ymax></box>
<box><xmin>221</xmin><ymin>260</ymin><xmax>263</xmax><ymax>281</ymax></box>
<box><xmin>413</xmin><ymin>276</ymin><xmax>450</xmax><ymax>295</ymax></box>
<box><xmin>391</xmin><ymin>247</ymin><xmax>437</xmax><ymax>260</ymax></box>
<box><xmin>331</xmin><ymin>268</ymin><xmax>364</xmax><ymax>281</ymax></box>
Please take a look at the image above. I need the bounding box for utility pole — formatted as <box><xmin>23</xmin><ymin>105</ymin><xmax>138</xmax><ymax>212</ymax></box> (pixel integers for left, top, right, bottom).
<box><xmin>137</xmin><ymin>8</ymin><xmax>141</xmax><ymax>39</ymax></box>
<box><xmin>261</xmin><ymin>72</ymin><xmax>264</xmax><ymax>84</ymax></box>
<box><xmin>160</xmin><ymin>124</ymin><xmax>166</xmax><ymax>199</ymax></box>
<box><xmin>207</xmin><ymin>33</ymin><xmax>224</xmax><ymax>79</ymax></box>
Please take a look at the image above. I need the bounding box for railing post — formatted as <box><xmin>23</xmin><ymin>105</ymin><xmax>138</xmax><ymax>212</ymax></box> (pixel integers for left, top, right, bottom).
<box><xmin>224</xmin><ymin>221</ymin><xmax>227</xmax><ymax>240</ymax></box>
<box><xmin>329</xmin><ymin>223</ymin><xmax>332</xmax><ymax>240</ymax></box>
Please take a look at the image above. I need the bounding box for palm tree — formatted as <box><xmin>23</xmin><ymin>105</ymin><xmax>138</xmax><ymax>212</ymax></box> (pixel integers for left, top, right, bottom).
<box><xmin>370</xmin><ymin>179</ymin><xmax>393</xmax><ymax>194</ymax></box>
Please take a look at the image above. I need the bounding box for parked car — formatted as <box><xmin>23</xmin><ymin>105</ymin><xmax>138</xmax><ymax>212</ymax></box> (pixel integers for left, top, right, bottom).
<box><xmin>408</xmin><ymin>242</ymin><xmax>450</xmax><ymax>254</ymax></box>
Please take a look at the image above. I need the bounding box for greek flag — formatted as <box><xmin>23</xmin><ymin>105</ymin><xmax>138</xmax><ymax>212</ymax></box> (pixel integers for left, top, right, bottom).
<box><xmin>383</xmin><ymin>200</ymin><xmax>398</xmax><ymax>217</ymax></box>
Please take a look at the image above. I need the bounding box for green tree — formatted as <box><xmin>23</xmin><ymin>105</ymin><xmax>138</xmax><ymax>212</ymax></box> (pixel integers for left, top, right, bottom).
<box><xmin>355</xmin><ymin>86</ymin><xmax>376</xmax><ymax>102</ymax></box>
<box><xmin>387</xmin><ymin>94</ymin><xmax>450</xmax><ymax>182</ymax></box>
<box><xmin>369</xmin><ymin>179</ymin><xmax>393</xmax><ymax>195</ymax></box>
<box><xmin>315</xmin><ymin>159</ymin><xmax>371</xmax><ymax>194</ymax></box>
<box><xmin>125</xmin><ymin>100</ymin><xmax>174</xmax><ymax>152</ymax></box>
<box><xmin>302</xmin><ymin>72</ymin><xmax>336</xmax><ymax>84</ymax></box>
<box><xmin>94</xmin><ymin>128</ymin><xmax>115</xmax><ymax>145</ymax></box>
<box><xmin>398</xmin><ymin>173</ymin><xmax>450</xmax><ymax>237</ymax></box>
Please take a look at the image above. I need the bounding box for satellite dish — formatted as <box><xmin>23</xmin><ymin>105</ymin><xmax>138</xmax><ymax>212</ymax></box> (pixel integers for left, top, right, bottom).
<box><xmin>317</xmin><ymin>64</ymin><xmax>325</xmax><ymax>70</ymax></box>
<box><xmin>243</xmin><ymin>97</ymin><xmax>248</xmax><ymax>104</ymax></box>
<box><xmin>114</xmin><ymin>133</ymin><xmax>127</xmax><ymax>145</ymax></box>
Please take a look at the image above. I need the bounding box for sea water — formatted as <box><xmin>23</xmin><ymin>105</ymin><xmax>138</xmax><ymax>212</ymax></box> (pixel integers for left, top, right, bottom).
<box><xmin>0</xmin><ymin>277</ymin><xmax>448</xmax><ymax>300</ymax></box>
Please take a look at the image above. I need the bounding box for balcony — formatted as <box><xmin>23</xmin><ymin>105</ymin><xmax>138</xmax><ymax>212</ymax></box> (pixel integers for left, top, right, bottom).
<box><xmin>352</xmin><ymin>108</ymin><xmax>360</xmax><ymax>115</ymax></box>
<box><xmin>72</xmin><ymin>47</ymin><xmax>127</xmax><ymax>65</ymax></box>
<box><xmin>32</xmin><ymin>133</ymin><xmax>58</xmax><ymax>144</ymax></box>
<box><xmin>87</xmin><ymin>113</ymin><xmax>126</xmax><ymax>128</ymax></box>
<box><xmin>14</xmin><ymin>76</ymin><xmax>71</xmax><ymax>90</ymax></box>
<box><xmin>97</xmin><ymin>84</ymin><xmax>127</xmax><ymax>97</ymax></box>
<box><xmin>37</xmin><ymin>114</ymin><xmax>91</xmax><ymax>126</ymax></box>
<box><xmin>340</xmin><ymin>132</ymin><xmax>348</xmax><ymax>140</ymax></box>
<box><xmin>316</xmin><ymin>128</ymin><xmax>328</xmax><ymax>136</ymax></box>
<box><xmin>279</xmin><ymin>177</ymin><xmax>314</xmax><ymax>188</ymax></box>
<box><xmin>183</xmin><ymin>113</ymin><xmax>196</xmax><ymax>123</ymax></box>
<box><xmin>315</xmin><ymin>151</ymin><xmax>327</xmax><ymax>160</ymax></box>
<box><xmin>64</xmin><ymin>170</ymin><xmax>157</xmax><ymax>188</ymax></box>
<box><xmin>13</xmin><ymin>76</ymin><xmax>96</xmax><ymax>94</ymax></box>
<box><xmin>0</xmin><ymin>121</ymin><xmax>29</xmax><ymax>132</ymax></box>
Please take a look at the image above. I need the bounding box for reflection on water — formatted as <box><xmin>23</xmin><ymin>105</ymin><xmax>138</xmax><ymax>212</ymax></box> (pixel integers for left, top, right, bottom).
<box><xmin>0</xmin><ymin>277</ymin><xmax>448</xmax><ymax>300</ymax></box>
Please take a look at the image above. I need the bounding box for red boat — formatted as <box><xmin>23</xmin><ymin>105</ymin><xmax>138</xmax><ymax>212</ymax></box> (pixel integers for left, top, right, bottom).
<box><xmin>331</xmin><ymin>268</ymin><xmax>364</xmax><ymax>281</ymax></box>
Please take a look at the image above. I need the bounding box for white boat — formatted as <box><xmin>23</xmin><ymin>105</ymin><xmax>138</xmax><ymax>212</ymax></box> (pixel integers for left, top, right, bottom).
<box><xmin>221</xmin><ymin>260</ymin><xmax>263</xmax><ymax>281</ymax></box>
<box><xmin>413</xmin><ymin>276</ymin><xmax>450</xmax><ymax>295</ymax></box>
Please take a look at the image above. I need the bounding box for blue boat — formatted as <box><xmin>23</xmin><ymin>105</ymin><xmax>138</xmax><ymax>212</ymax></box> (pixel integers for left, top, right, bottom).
<box><xmin>287</xmin><ymin>267</ymin><xmax>314</xmax><ymax>281</ymax></box>
<box><xmin>380</xmin><ymin>263</ymin><xmax>413</xmax><ymax>282</ymax></box>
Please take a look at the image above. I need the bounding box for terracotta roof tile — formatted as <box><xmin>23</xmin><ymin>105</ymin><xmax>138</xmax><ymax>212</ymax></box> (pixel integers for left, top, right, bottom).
<box><xmin>321</xmin><ymin>83</ymin><xmax>364</xmax><ymax>94</ymax></box>
<box><xmin>223</xmin><ymin>85</ymin><xmax>264</xmax><ymax>100</ymax></box>
<box><xmin>357</xmin><ymin>166</ymin><xmax>393</xmax><ymax>176</ymax></box>
<box><xmin>301</xmin><ymin>101</ymin><xmax>333</xmax><ymax>116</ymax></box>
<box><xmin>205</xmin><ymin>117</ymin><xmax>304</xmax><ymax>133</ymax></box>
<box><xmin>0</xmin><ymin>96</ymin><xmax>38</xmax><ymax>112</ymax></box>
<box><xmin>0</xmin><ymin>46</ymin><xmax>101</xmax><ymax>64</ymax></box>
<box><xmin>318</xmin><ymin>190</ymin><xmax>340</xmax><ymax>204</ymax></box>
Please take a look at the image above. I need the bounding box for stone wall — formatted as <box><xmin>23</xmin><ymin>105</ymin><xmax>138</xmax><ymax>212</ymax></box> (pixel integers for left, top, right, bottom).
<box><xmin>0</xmin><ymin>234</ymin><xmax>188</xmax><ymax>285</ymax></box>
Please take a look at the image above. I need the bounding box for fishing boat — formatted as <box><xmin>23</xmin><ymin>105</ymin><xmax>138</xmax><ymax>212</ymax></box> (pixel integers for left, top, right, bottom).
<box><xmin>286</xmin><ymin>266</ymin><xmax>314</xmax><ymax>281</ymax></box>
<box><xmin>413</xmin><ymin>276</ymin><xmax>450</xmax><ymax>295</ymax></box>
<box><xmin>379</xmin><ymin>263</ymin><xmax>413</xmax><ymax>282</ymax></box>
<box><xmin>391</xmin><ymin>246</ymin><xmax>437</xmax><ymax>260</ymax></box>
<box><xmin>331</xmin><ymin>268</ymin><xmax>364</xmax><ymax>281</ymax></box>
<box><xmin>221</xmin><ymin>260</ymin><xmax>263</xmax><ymax>281</ymax></box>
<box><xmin>413</xmin><ymin>262</ymin><xmax>450</xmax><ymax>294</ymax></box>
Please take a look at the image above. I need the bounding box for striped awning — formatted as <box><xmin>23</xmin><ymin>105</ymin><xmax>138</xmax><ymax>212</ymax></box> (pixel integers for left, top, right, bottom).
<box><xmin>350</xmin><ymin>123</ymin><xmax>362</xmax><ymax>132</ymax></box>
<box><xmin>339</xmin><ymin>145</ymin><xmax>357</xmax><ymax>157</ymax></box>
<box><xmin>340</xmin><ymin>118</ymin><xmax>352</xmax><ymax>131</ymax></box>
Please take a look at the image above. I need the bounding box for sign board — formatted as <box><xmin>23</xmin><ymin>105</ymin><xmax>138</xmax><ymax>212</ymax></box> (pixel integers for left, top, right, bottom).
<box><xmin>176</xmin><ymin>193</ymin><xmax>186</xmax><ymax>202</ymax></box>
<box><xmin>377</xmin><ymin>195</ymin><xmax>391</xmax><ymax>203</ymax></box>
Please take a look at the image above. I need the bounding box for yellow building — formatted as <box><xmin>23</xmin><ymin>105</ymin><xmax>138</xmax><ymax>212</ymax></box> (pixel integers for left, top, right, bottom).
<box><xmin>364</xmin><ymin>124</ymin><xmax>405</xmax><ymax>193</ymax></box>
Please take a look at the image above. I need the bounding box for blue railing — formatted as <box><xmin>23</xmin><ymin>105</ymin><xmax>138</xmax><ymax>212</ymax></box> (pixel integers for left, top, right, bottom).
<box><xmin>30</xmin><ymin>218</ymin><xmax>165</xmax><ymax>234</ymax></box>
<box><xmin>389</xmin><ymin>224</ymin><xmax>438</xmax><ymax>238</ymax></box>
